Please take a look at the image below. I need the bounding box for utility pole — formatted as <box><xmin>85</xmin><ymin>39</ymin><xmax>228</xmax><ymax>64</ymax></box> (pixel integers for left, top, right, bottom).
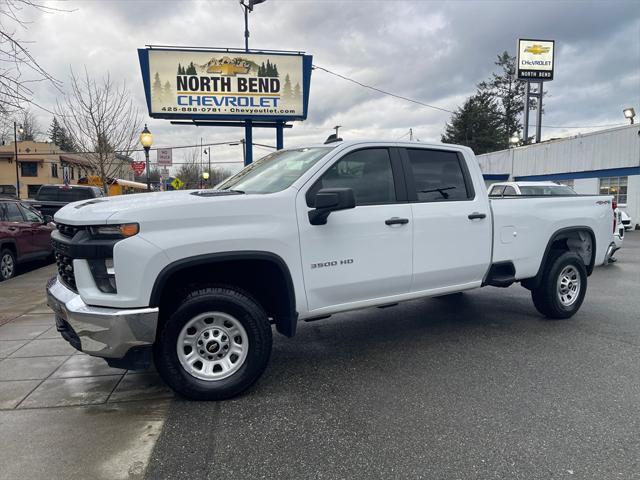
<box><xmin>13</xmin><ymin>122</ymin><xmax>20</xmax><ymax>198</ymax></box>
<box><xmin>409</xmin><ymin>128</ymin><xmax>413</xmax><ymax>141</ymax></box>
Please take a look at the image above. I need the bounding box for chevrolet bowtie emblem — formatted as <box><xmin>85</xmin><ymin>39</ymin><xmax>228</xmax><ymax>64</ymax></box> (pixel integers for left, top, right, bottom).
<box><xmin>206</xmin><ymin>63</ymin><xmax>250</xmax><ymax>76</ymax></box>
<box><xmin>524</xmin><ymin>44</ymin><xmax>550</xmax><ymax>55</ymax></box>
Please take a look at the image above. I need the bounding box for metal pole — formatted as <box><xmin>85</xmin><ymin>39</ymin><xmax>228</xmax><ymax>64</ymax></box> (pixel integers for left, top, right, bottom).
<box><xmin>207</xmin><ymin>149</ymin><xmax>211</xmax><ymax>187</ymax></box>
<box><xmin>241</xmin><ymin>139</ymin><xmax>246</xmax><ymax>166</ymax></box>
<box><xmin>523</xmin><ymin>82</ymin><xmax>531</xmax><ymax>145</ymax></box>
<box><xmin>145</xmin><ymin>148</ymin><xmax>150</xmax><ymax>191</ymax></box>
<box><xmin>276</xmin><ymin>123</ymin><xmax>284</xmax><ymax>150</ymax></box>
<box><xmin>536</xmin><ymin>81</ymin><xmax>543</xmax><ymax>144</ymax></box>
<box><xmin>244</xmin><ymin>3</ymin><xmax>249</xmax><ymax>52</ymax></box>
<box><xmin>13</xmin><ymin>122</ymin><xmax>19</xmax><ymax>198</ymax></box>
<box><xmin>244</xmin><ymin>120</ymin><xmax>253</xmax><ymax>165</ymax></box>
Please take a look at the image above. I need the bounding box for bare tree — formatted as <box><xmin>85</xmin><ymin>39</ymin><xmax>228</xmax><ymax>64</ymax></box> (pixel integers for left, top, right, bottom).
<box><xmin>16</xmin><ymin>108</ymin><xmax>40</xmax><ymax>140</ymax></box>
<box><xmin>0</xmin><ymin>1</ymin><xmax>66</xmax><ymax>115</ymax></box>
<box><xmin>175</xmin><ymin>148</ymin><xmax>202</xmax><ymax>189</ymax></box>
<box><xmin>56</xmin><ymin>69</ymin><xmax>141</xmax><ymax>195</ymax></box>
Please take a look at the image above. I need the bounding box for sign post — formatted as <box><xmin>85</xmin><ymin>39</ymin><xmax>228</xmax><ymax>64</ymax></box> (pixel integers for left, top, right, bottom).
<box><xmin>517</xmin><ymin>39</ymin><xmax>554</xmax><ymax>144</ymax></box>
<box><xmin>138</xmin><ymin>47</ymin><xmax>312</xmax><ymax>164</ymax></box>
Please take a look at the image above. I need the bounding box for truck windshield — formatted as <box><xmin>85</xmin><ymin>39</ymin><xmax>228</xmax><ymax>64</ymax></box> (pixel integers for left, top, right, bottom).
<box><xmin>217</xmin><ymin>147</ymin><xmax>333</xmax><ymax>194</ymax></box>
<box><xmin>519</xmin><ymin>185</ymin><xmax>576</xmax><ymax>195</ymax></box>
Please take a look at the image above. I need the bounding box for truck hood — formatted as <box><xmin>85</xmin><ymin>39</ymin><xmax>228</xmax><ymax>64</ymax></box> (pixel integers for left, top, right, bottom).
<box><xmin>54</xmin><ymin>190</ymin><xmax>246</xmax><ymax>225</ymax></box>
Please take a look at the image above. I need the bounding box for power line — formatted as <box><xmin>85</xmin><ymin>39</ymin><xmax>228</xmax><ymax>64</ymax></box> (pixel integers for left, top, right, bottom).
<box><xmin>3</xmin><ymin>139</ymin><xmax>244</xmax><ymax>157</ymax></box>
<box><xmin>314</xmin><ymin>64</ymin><xmax>628</xmax><ymax>131</ymax></box>
<box><xmin>312</xmin><ymin>64</ymin><xmax>454</xmax><ymax>114</ymax></box>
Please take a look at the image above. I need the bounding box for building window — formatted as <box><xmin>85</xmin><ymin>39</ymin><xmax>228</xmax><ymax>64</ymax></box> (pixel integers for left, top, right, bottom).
<box><xmin>599</xmin><ymin>176</ymin><xmax>627</xmax><ymax>205</ymax></box>
<box><xmin>70</xmin><ymin>167</ymin><xmax>75</xmax><ymax>179</ymax></box>
<box><xmin>0</xmin><ymin>185</ymin><xmax>16</xmax><ymax>196</ymax></box>
<box><xmin>51</xmin><ymin>163</ymin><xmax>58</xmax><ymax>178</ymax></box>
<box><xmin>20</xmin><ymin>161</ymin><xmax>38</xmax><ymax>177</ymax></box>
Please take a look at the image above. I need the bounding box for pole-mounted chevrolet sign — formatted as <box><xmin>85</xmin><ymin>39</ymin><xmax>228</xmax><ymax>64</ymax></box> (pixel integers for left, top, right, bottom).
<box><xmin>517</xmin><ymin>39</ymin><xmax>555</xmax><ymax>81</ymax></box>
<box><xmin>138</xmin><ymin>47</ymin><xmax>313</xmax><ymax>122</ymax></box>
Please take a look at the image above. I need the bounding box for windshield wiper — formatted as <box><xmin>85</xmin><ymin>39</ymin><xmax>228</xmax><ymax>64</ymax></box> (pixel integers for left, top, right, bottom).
<box><xmin>420</xmin><ymin>186</ymin><xmax>456</xmax><ymax>199</ymax></box>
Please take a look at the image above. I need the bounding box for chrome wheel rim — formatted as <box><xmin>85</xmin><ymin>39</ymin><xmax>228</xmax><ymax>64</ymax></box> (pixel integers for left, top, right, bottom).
<box><xmin>177</xmin><ymin>312</ymin><xmax>249</xmax><ymax>381</ymax></box>
<box><xmin>1</xmin><ymin>253</ymin><xmax>14</xmax><ymax>279</ymax></box>
<box><xmin>557</xmin><ymin>265</ymin><xmax>580</xmax><ymax>307</ymax></box>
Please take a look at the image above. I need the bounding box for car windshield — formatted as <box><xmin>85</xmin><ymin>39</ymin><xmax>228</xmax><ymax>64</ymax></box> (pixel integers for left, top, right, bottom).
<box><xmin>217</xmin><ymin>147</ymin><xmax>333</xmax><ymax>194</ymax></box>
<box><xmin>519</xmin><ymin>185</ymin><xmax>576</xmax><ymax>195</ymax></box>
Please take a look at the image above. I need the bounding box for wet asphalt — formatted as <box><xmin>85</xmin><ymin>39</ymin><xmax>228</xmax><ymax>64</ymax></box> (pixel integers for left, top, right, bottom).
<box><xmin>146</xmin><ymin>232</ymin><xmax>640</xmax><ymax>480</ymax></box>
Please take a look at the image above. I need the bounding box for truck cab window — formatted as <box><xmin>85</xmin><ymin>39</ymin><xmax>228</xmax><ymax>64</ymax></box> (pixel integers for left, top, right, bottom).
<box><xmin>489</xmin><ymin>185</ymin><xmax>505</xmax><ymax>197</ymax></box>
<box><xmin>406</xmin><ymin>149</ymin><xmax>470</xmax><ymax>202</ymax></box>
<box><xmin>503</xmin><ymin>186</ymin><xmax>517</xmax><ymax>195</ymax></box>
<box><xmin>308</xmin><ymin>148</ymin><xmax>396</xmax><ymax>206</ymax></box>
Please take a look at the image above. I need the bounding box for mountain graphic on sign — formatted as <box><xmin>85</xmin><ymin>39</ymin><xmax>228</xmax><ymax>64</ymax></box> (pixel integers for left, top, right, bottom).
<box><xmin>198</xmin><ymin>56</ymin><xmax>260</xmax><ymax>76</ymax></box>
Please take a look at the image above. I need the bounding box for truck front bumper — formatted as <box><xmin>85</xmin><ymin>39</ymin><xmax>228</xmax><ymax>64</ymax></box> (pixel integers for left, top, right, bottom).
<box><xmin>46</xmin><ymin>276</ymin><xmax>159</xmax><ymax>368</ymax></box>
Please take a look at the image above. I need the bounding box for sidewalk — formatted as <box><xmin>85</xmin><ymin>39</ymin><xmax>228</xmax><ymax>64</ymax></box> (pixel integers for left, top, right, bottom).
<box><xmin>0</xmin><ymin>265</ymin><xmax>171</xmax><ymax>479</ymax></box>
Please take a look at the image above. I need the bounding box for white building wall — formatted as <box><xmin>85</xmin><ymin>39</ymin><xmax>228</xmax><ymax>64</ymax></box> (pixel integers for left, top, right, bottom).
<box><xmin>573</xmin><ymin>178</ymin><xmax>598</xmax><ymax>195</ymax></box>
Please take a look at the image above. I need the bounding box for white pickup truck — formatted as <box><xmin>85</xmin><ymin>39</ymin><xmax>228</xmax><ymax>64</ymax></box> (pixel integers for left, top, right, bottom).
<box><xmin>47</xmin><ymin>140</ymin><xmax>616</xmax><ymax>400</ymax></box>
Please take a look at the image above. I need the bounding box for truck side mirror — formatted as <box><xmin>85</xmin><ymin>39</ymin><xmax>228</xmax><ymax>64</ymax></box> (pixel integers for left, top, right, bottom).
<box><xmin>44</xmin><ymin>215</ymin><xmax>54</xmax><ymax>224</ymax></box>
<box><xmin>308</xmin><ymin>188</ymin><xmax>356</xmax><ymax>225</ymax></box>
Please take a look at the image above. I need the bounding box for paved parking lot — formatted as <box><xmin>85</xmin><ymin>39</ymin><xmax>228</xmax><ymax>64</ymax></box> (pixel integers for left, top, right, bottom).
<box><xmin>0</xmin><ymin>232</ymin><xmax>638</xmax><ymax>479</ymax></box>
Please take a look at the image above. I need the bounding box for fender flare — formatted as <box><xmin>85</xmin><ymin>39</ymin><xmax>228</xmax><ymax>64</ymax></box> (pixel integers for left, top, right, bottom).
<box><xmin>149</xmin><ymin>251</ymin><xmax>298</xmax><ymax>337</ymax></box>
<box><xmin>522</xmin><ymin>226</ymin><xmax>596</xmax><ymax>290</ymax></box>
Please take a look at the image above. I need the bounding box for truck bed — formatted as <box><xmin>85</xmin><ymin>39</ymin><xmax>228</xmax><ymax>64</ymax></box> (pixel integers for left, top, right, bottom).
<box><xmin>490</xmin><ymin>195</ymin><xmax>613</xmax><ymax>280</ymax></box>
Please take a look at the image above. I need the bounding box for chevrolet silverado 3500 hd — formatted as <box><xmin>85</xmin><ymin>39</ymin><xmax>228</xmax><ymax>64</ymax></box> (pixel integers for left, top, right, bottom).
<box><xmin>47</xmin><ymin>141</ymin><xmax>616</xmax><ymax>400</ymax></box>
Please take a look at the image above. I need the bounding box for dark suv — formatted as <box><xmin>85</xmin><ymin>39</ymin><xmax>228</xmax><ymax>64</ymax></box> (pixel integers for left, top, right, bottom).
<box><xmin>0</xmin><ymin>197</ymin><xmax>55</xmax><ymax>281</ymax></box>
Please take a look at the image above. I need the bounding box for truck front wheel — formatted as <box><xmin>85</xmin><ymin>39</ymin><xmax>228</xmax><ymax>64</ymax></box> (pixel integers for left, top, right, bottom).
<box><xmin>531</xmin><ymin>251</ymin><xmax>587</xmax><ymax>319</ymax></box>
<box><xmin>154</xmin><ymin>286</ymin><xmax>272</xmax><ymax>400</ymax></box>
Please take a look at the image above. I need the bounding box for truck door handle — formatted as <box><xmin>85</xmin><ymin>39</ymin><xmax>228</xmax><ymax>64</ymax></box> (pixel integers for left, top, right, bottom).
<box><xmin>385</xmin><ymin>217</ymin><xmax>409</xmax><ymax>225</ymax></box>
<box><xmin>468</xmin><ymin>212</ymin><xmax>486</xmax><ymax>220</ymax></box>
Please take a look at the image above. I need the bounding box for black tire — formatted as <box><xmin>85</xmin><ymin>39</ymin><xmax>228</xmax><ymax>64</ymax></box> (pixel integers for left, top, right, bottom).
<box><xmin>0</xmin><ymin>248</ymin><xmax>17</xmax><ymax>282</ymax></box>
<box><xmin>531</xmin><ymin>251</ymin><xmax>587</xmax><ymax>319</ymax></box>
<box><xmin>154</xmin><ymin>286</ymin><xmax>272</xmax><ymax>400</ymax></box>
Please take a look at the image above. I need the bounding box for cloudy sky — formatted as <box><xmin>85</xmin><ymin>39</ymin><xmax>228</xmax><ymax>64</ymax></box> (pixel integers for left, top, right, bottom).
<box><xmin>9</xmin><ymin>0</ymin><xmax>640</xmax><ymax>172</ymax></box>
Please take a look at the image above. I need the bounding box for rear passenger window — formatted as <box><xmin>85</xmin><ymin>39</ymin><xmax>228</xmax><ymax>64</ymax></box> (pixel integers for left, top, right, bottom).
<box><xmin>5</xmin><ymin>203</ymin><xmax>24</xmax><ymax>222</ymax></box>
<box><xmin>308</xmin><ymin>148</ymin><xmax>396</xmax><ymax>206</ymax></box>
<box><xmin>406</xmin><ymin>149</ymin><xmax>471</xmax><ymax>202</ymax></box>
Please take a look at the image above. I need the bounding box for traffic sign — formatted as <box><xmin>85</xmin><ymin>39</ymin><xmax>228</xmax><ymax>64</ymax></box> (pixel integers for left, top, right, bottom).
<box><xmin>131</xmin><ymin>161</ymin><xmax>146</xmax><ymax>176</ymax></box>
<box><xmin>171</xmin><ymin>177</ymin><xmax>184</xmax><ymax>190</ymax></box>
<box><xmin>157</xmin><ymin>148</ymin><xmax>172</xmax><ymax>166</ymax></box>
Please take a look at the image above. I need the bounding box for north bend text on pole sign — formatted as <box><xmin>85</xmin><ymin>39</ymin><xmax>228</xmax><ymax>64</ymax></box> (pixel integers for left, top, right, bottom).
<box><xmin>138</xmin><ymin>48</ymin><xmax>313</xmax><ymax>122</ymax></box>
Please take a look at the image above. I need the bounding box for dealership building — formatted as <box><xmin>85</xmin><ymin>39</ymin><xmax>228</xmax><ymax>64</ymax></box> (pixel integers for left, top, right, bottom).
<box><xmin>477</xmin><ymin>123</ymin><xmax>640</xmax><ymax>229</ymax></box>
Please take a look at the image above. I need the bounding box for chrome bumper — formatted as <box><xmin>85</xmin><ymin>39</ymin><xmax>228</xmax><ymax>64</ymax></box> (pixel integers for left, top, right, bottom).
<box><xmin>46</xmin><ymin>276</ymin><xmax>159</xmax><ymax>359</ymax></box>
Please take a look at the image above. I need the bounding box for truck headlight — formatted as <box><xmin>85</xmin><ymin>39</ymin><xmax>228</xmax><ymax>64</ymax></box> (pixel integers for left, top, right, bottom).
<box><xmin>89</xmin><ymin>223</ymin><xmax>139</xmax><ymax>238</ymax></box>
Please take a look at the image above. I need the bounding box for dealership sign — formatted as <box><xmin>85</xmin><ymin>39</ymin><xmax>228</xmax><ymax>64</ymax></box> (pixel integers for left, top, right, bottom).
<box><xmin>138</xmin><ymin>48</ymin><xmax>313</xmax><ymax>121</ymax></box>
<box><xmin>517</xmin><ymin>39</ymin><xmax>555</xmax><ymax>81</ymax></box>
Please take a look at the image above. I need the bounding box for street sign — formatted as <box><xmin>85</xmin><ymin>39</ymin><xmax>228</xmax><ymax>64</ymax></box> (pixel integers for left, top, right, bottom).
<box><xmin>131</xmin><ymin>161</ymin><xmax>146</xmax><ymax>176</ymax></box>
<box><xmin>157</xmin><ymin>148</ymin><xmax>172</xmax><ymax>166</ymax></box>
<box><xmin>160</xmin><ymin>167</ymin><xmax>170</xmax><ymax>176</ymax></box>
<box><xmin>517</xmin><ymin>39</ymin><xmax>555</xmax><ymax>81</ymax></box>
<box><xmin>171</xmin><ymin>177</ymin><xmax>184</xmax><ymax>190</ymax></box>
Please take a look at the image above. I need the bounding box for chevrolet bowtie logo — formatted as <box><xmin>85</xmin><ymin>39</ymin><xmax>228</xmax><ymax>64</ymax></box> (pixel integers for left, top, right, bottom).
<box><xmin>206</xmin><ymin>63</ymin><xmax>250</xmax><ymax>76</ymax></box>
<box><xmin>524</xmin><ymin>44</ymin><xmax>550</xmax><ymax>55</ymax></box>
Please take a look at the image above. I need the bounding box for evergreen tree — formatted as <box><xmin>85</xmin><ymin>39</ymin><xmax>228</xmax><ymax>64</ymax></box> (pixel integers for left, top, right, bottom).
<box><xmin>163</xmin><ymin>81</ymin><xmax>172</xmax><ymax>103</ymax></box>
<box><xmin>152</xmin><ymin>72</ymin><xmax>163</xmax><ymax>101</ymax></box>
<box><xmin>441</xmin><ymin>92</ymin><xmax>506</xmax><ymax>154</ymax></box>
<box><xmin>478</xmin><ymin>51</ymin><xmax>529</xmax><ymax>143</ymax></box>
<box><xmin>272</xmin><ymin>64</ymin><xmax>279</xmax><ymax>77</ymax></box>
<box><xmin>282</xmin><ymin>74</ymin><xmax>292</xmax><ymax>101</ymax></box>
<box><xmin>48</xmin><ymin>116</ymin><xmax>77</xmax><ymax>152</ymax></box>
<box><xmin>177</xmin><ymin>63</ymin><xmax>183</xmax><ymax>75</ymax></box>
<box><xmin>185</xmin><ymin>62</ymin><xmax>197</xmax><ymax>75</ymax></box>
<box><xmin>293</xmin><ymin>82</ymin><xmax>301</xmax><ymax>99</ymax></box>
<box><xmin>258</xmin><ymin>62</ymin><xmax>266</xmax><ymax>77</ymax></box>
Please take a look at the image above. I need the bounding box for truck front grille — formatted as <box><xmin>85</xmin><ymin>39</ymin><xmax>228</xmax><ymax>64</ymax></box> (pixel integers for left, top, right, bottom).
<box><xmin>54</xmin><ymin>249</ymin><xmax>77</xmax><ymax>291</ymax></box>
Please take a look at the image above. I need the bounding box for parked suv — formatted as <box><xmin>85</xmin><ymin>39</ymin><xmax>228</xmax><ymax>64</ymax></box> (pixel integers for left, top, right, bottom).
<box><xmin>0</xmin><ymin>197</ymin><xmax>55</xmax><ymax>281</ymax></box>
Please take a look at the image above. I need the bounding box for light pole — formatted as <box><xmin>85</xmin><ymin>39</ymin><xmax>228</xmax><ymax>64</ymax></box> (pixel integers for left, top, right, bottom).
<box><xmin>13</xmin><ymin>122</ymin><xmax>24</xmax><ymax>198</ymax></box>
<box><xmin>139</xmin><ymin>124</ymin><xmax>153</xmax><ymax>191</ymax></box>
<box><xmin>203</xmin><ymin>148</ymin><xmax>211</xmax><ymax>187</ymax></box>
<box><xmin>623</xmin><ymin>107</ymin><xmax>636</xmax><ymax>124</ymax></box>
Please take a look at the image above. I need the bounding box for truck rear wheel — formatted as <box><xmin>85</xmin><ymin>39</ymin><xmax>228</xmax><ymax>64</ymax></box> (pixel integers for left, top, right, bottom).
<box><xmin>531</xmin><ymin>251</ymin><xmax>587</xmax><ymax>319</ymax></box>
<box><xmin>154</xmin><ymin>286</ymin><xmax>272</xmax><ymax>400</ymax></box>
